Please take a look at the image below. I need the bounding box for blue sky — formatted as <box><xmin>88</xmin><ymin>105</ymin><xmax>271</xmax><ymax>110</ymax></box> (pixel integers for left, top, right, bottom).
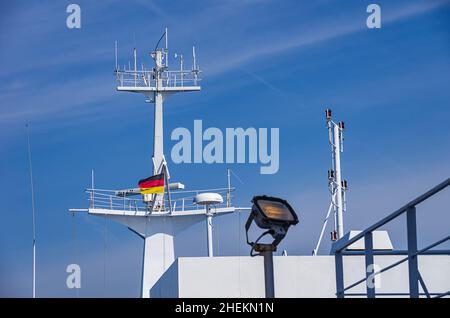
<box><xmin>0</xmin><ymin>0</ymin><xmax>449</xmax><ymax>297</ymax></box>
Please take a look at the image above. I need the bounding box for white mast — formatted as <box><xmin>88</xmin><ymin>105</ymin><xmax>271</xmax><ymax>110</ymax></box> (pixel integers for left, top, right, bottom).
<box><xmin>332</xmin><ymin>119</ymin><xmax>345</xmax><ymax>239</ymax></box>
<box><xmin>116</xmin><ymin>36</ymin><xmax>202</xmax><ymax>295</ymax></box>
<box><xmin>68</xmin><ymin>29</ymin><xmax>250</xmax><ymax>298</ymax></box>
<box><xmin>313</xmin><ymin>109</ymin><xmax>347</xmax><ymax>255</ymax></box>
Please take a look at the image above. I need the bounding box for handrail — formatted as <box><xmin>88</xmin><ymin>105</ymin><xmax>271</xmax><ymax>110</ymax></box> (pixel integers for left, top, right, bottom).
<box><xmin>115</xmin><ymin>68</ymin><xmax>201</xmax><ymax>88</ymax></box>
<box><xmin>339</xmin><ymin>235</ymin><xmax>450</xmax><ymax>294</ymax></box>
<box><xmin>85</xmin><ymin>186</ymin><xmax>234</xmax><ymax>213</ymax></box>
<box><xmin>334</xmin><ymin>178</ymin><xmax>450</xmax><ymax>298</ymax></box>
<box><xmin>334</xmin><ymin>178</ymin><xmax>450</xmax><ymax>253</ymax></box>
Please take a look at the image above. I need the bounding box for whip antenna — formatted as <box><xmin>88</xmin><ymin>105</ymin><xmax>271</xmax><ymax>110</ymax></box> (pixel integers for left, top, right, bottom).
<box><xmin>26</xmin><ymin>122</ymin><xmax>37</xmax><ymax>298</ymax></box>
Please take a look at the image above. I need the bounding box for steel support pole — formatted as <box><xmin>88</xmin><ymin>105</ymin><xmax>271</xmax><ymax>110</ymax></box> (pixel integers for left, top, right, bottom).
<box><xmin>407</xmin><ymin>206</ymin><xmax>419</xmax><ymax>298</ymax></box>
<box><xmin>206</xmin><ymin>206</ymin><xmax>213</xmax><ymax>257</ymax></box>
<box><xmin>262</xmin><ymin>250</ymin><xmax>275</xmax><ymax>298</ymax></box>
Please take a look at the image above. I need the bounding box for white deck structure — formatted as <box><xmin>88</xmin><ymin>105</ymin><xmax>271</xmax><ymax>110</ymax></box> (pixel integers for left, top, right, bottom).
<box><xmin>152</xmin><ymin>255</ymin><xmax>450</xmax><ymax>298</ymax></box>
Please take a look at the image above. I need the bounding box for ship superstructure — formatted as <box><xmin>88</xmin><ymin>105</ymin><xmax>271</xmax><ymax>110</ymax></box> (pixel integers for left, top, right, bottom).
<box><xmin>70</xmin><ymin>30</ymin><xmax>249</xmax><ymax>298</ymax></box>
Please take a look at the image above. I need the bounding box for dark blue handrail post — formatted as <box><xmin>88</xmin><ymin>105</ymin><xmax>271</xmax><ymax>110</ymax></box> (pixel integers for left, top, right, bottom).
<box><xmin>335</xmin><ymin>251</ymin><xmax>345</xmax><ymax>298</ymax></box>
<box><xmin>407</xmin><ymin>206</ymin><xmax>419</xmax><ymax>298</ymax></box>
<box><xmin>364</xmin><ymin>232</ymin><xmax>376</xmax><ymax>298</ymax></box>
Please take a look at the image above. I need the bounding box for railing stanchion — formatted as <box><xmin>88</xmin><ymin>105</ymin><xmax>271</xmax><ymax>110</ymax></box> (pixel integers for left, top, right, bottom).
<box><xmin>335</xmin><ymin>250</ymin><xmax>344</xmax><ymax>298</ymax></box>
<box><xmin>407</xmin><ymin>206</ymin><xmax>419</xmax><ymax>298</ymax></box>
<box><xmin>364</xmin><ymin>232</ymin><xmax>376</xmax><ymax>298</ymax></box>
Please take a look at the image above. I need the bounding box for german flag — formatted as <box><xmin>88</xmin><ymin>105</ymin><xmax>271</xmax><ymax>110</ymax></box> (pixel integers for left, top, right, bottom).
<box><xmin>138</xmin><ymin>173</ymin><xmax>165</xmax><ymax>194</ymax></box>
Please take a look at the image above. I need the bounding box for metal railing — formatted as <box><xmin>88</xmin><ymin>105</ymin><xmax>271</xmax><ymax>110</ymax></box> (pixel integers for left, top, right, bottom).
<box><xmin>333</xmin><ymin>178</ymin><xmax>450</xmax><ymax>298</ymax></box>
<box><xmin>87</xmin><ymin>187</ymin><xmax>233</xmax><ymax>214</ymax></box>
<box><xmin>115</xmin><ymin>69</ymin><xmax>200</xmax><ymax>88</ymax></box>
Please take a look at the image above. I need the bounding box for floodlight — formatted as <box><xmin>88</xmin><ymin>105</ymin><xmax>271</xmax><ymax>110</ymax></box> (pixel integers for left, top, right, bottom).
<box><xmin>245</xmin><ymin>195</ymin><xmax>299</xmax><ymax>252</ymax></box>
<box><xmin>245</xmin><ymin>195</ymin><xmax>299</xmax><ymax>298</ymax></box>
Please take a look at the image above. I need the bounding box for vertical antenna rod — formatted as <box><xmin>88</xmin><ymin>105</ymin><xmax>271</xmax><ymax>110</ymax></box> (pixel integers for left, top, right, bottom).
<box><xmin>115</xmin><ymin>41</ymin><xmax>118</xmax><ymax>71</ymax></box>
<box><xmin>26</xmin><ymin>123</ymin><xmax>37</xmax><ymax>298</ymax></box>
<box><xmin>134</xmin><ymin>47</ymin><xmax>137</xmax><ymax>87</ymax></box>
<box><xmin>165</xmin><ymin>27</ymin><xmax>169</xmax><ymax>67</ymax></box>
<box><xmin>91</xmin><ymin>169</ymin><xmax>95</xmax><ymax>208</ymax></box>
<box><xmin>192</xmin><ymin>46</ymin><xmax>197</xmax><ymax>70</ymax></box>
<box><xmin>192</xmin><ymin>46</ymin><xmax>198</xmax><ymax>85</ymax></box>
<box><xmin>226</xmin><ymin>168</ymin><xmax>231</xmax><ymax>207</ymax></box>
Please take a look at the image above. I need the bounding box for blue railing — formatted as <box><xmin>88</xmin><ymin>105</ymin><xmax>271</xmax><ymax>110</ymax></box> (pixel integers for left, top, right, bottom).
<box><xmin>333</xmin><ymin>178</ymin><xmax>450</xmax><ymax>298</ymax></box>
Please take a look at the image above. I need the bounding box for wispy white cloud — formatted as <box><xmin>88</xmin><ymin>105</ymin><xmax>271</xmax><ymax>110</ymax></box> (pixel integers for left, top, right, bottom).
<box><xmin>0</xmin><ymin>0</ymin><xmax>448</xmax><ymax>130</ymax></box>
<box><xmin>133</xmin><ymin>0</ymin><xmax>175</xmax><ymax>24</ymax></box>
<box><xmin>0</xmin><ymin>73</ymin><xmax>115</xmax><ymax>124</ymax></box>
<box><xmin>201</xmin><ymin>0</ymin><xmax>449</xmax><ymax>76</ymax></box>
<box><xmin>243</xmin><ymin>70</ymin><xmax>284</xmax><ymax>94</ymax></box>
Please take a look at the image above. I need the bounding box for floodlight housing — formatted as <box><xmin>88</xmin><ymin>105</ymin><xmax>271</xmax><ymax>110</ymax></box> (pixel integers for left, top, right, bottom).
<box><xmin>245</xmin><ymin>195</ymin><xmax>299</xmax><ymax>253</ymax></box>
<box><xmin>252</xmin><ymin>196</ymin><xmax>298</xmax><ymax>225</ymax></box>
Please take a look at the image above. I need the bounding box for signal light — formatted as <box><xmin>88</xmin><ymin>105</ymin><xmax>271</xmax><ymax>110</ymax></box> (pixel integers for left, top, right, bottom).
<box><xmin>331</xmin><ymin>231</ymin><xmax>337</xmax><ymax>241</ymax></box>
<box><xmin>325</xmin><ymin>109</ymin><xmax>332</xmax><ymax>121</ymax></box>
<box><xmin>328</xmin><ymin>169</ymin><xmax>335</xmax><ymax>180</ymax></box>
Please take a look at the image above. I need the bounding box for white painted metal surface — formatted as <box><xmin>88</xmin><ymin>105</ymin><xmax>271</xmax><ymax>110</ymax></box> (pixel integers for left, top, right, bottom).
<box><xmin>69</xmin><ymin>194</ymin><xmax>249</xmax><ymax>296</ymax></box>
<box><xmin>87</xmin><ymin>206</ymin><xmax>247</xmax><ymax>297</ymax></box>
<box><xmin>152</xmin><ymin>255</ymin><xmax>450</xmax><ymax>298</ymax></box>
<box><xmin>346</xmin><ymin>230</ymin><xmax>394</xmax><ymax>250</ymax></box>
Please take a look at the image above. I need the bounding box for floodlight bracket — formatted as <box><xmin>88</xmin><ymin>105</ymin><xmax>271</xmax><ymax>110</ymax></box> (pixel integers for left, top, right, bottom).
<box><xmin>245</xmin><ymin>219</ymin><xmax>280</xmax><ymax>256</ymax></box>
